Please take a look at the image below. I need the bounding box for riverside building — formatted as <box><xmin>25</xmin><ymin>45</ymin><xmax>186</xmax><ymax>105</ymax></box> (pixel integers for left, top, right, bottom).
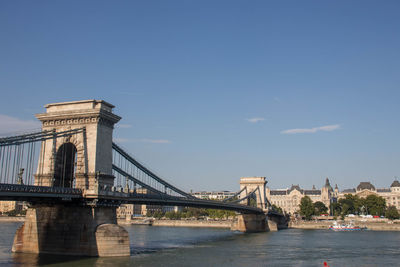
<box><xmin>268</xmin><ymin>178</ymin><xmax>400</xmax><ymax>214</ymax></box>
<box><xmin>266</xmin><ymin>178</ymin><xmax>337</xmax><ymax>214</ymax></box>
<box><xmin>338</xmin><ymin>180</ymin><xmax>400</xmax><ymax>210</ymax></box>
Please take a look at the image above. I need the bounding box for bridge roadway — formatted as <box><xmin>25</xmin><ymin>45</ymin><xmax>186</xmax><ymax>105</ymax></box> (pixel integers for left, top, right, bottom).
<box><xmin>0</xmin><ymin>183</ymin><xmax>266</xmax><ymax>215</ymax></box>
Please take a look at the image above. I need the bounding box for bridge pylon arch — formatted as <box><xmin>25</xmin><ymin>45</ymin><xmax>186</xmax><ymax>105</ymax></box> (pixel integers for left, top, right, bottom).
<box><xmin>11</xmin><ymin>100</ymin><xmax>130</xmax><ymax>257</ymax></box>
<box><xmin>53</xmin><ymin>142</ymin><xmax>77</xmax><ymax>187</ymax></box>
<box><xmin>34</xmin><ymin>100</ymin><xmax>121</xmax><ymax>191</ymax></box>
<box><xmin>239</xmin><ymin>177</ymin><xmax>268</xmax><ymax>212</ymax></box>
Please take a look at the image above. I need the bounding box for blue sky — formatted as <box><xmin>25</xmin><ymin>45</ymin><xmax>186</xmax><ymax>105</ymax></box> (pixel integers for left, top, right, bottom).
<box><xmin>1</xmin><ymin>1</ymin><xmax>399</xmax><ymax>191</ymax></box>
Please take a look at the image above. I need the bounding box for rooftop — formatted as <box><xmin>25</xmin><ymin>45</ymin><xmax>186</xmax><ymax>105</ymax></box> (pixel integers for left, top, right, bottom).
<box><xmin>357</xmin><ymin>182</ymin><xmax>376</xmax><ymax>191</ymax></box>
<box><xmin>391</xmin><ymin>180</ymin><xmax>400</xmax><ymax>187</ymax></box>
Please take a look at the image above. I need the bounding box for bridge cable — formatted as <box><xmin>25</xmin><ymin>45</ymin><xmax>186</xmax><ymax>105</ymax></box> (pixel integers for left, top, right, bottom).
<box><xmin>112</xmin><ymin>164</ymin><xmax>166</xmax><ymax>197</ymax></box>
<box><xmin>229</xmin><ymin>188</ymin><xmax>259</xmax><ymax>204</ymax></box>
<box><xmin>222</xmin><ymin>186</ymin><xmax>247</xmax><ymax>202</ymax></box>
<box><xmin>0</xmin><ymin>146</ymin><xmax>2</xmax><ymax>182</ymax></box>
<box><xmin>5</xmin><ymin>146</ymin><xmax>11</xmax><ymax>183</ymax></box>
<box><xmin>112</xmin><ymin>142</ymin><xmax>195</xmax><ymax>199</ymax></box>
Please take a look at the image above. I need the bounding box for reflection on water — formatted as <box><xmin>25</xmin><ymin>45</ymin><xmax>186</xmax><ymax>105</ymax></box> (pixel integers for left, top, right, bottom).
<box><xmin>1</xmin><ymin>222</ymin><xmax>400</xmax><ymax>266</ymax></box>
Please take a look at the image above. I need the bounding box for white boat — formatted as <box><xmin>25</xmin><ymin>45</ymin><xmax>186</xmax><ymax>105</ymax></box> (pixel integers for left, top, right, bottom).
<box><xmin>329</xmin><ymin>221</ymin><xmax>366</xmax><ymax>231</ymax></box>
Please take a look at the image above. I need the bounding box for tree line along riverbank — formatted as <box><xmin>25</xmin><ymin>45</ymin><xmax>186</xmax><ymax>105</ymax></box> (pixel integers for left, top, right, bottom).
<box><xmin>298</xmin><ymin>194</ymin><xmax>400</xmax><ymax>221</ymax></box>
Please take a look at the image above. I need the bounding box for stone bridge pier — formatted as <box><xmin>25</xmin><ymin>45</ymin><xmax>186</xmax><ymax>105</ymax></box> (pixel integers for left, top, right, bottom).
<box><xmin>230</xmin><ymin>213</ymin><xmax>288</xmax><ymax>233</ymax></box>
<box><xmin>12</xmin><ymin>100</ymin><xmax>130</xmax><ymax>257</ymax></box>
<box><xmin>232</xmin><ymin>177</ymin><xmax>288</xmax><ymax>233</ymax></box>
<box><xmin>231</xmin><ymin>214</ymin><xmax>268</xmax><ymax>233</ymax></box>
<box><xmin>12</xmin><ymin>204</ymin><xmax>129</xmax><ymax>256</ymax></box>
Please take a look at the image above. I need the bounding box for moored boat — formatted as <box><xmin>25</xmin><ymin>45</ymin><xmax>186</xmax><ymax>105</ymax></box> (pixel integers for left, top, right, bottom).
<box><xmin>329</xmin><ymin>221</ymin><xmax>367</xmax><ymax>231</ymax></box>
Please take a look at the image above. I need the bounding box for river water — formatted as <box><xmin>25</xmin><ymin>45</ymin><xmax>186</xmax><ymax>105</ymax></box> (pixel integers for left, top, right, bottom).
<box><xmin>0</xmin><ymin>222</ymin><xmax>399</xmax><ymax>266</ymax></box>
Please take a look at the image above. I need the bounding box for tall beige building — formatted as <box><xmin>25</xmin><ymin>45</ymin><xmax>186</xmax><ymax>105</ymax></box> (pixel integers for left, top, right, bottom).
<box><xmin>0</xmin><ymin>201</ymin><xmax>27</xmax><ymax>214</ymax></box>
<box><xmin>0</xmin><ymin>201</ymin><xmax>19</xmax><ymax>213</ymax></box>
<box><xmin>266</xmin><ymin>178</ymin><xmax>400</xmax><ymax>214</ymax></box>
<box><xmin>266</xmin><ymin>178</ymin><xmax>336</xmax><ymax>214</ymax></box>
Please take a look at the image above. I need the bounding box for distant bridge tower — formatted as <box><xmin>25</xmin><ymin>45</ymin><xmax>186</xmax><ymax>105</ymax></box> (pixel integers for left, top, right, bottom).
<box><xmin>239</xmin><ymin>177</ymin><xmax>268</xmax><ymax>211</ymax></box>
<box><xmin>231</xmin><ymin>177</ymin><xmax>270</xmax><ymax>233</ymax></box>
<box><xmin>34</xmin><ymin>100</ymin><xmax>121</xmax><ymax>191</ymax></box>
<box><xmin>235</xmin><ymin>177</ymin><xmax>287</xmax><ymax>232</ymax></box>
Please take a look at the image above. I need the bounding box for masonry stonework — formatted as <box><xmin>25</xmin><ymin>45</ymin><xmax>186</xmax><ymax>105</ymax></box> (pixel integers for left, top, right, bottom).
<box><xmin>13</xmin><ymin>100</ymin><xmax>130</xmax><ymax>257</ymax></box>
<box><xmin>239</xmin><ymin>177</ymin><xmax>267</xmax><ymax>211</ymax></box>
<box><xmin>34</xmin><ymin>100</ymin><xmax>121</xmax><ymax>191</ymax></box>
<box><xmin>12</xmin><ymin>204</ymin><xmax>129</xmax><ymax>256</ymax></box>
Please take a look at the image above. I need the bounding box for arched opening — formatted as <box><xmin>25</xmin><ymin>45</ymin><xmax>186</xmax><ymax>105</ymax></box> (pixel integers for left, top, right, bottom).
<box><xmin>248</xmin><ymin>192</ymin><xmax>258</xmax><ymax>208</ymax></box>
<box><xmin>54</xmin><ymin>143</ymin><xmax>77</xmax><ymax>187</ymax></box>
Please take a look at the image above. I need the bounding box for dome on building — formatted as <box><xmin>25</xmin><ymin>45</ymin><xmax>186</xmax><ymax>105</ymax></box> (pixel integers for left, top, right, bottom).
<box><xmin>356</xmin><ymin>182</ymin><xmax>376</xmax><ymax>191</ymax></box>
<box><xmin>288</xmin><ymin>184</ymin><xmax>303</xmax><ymax>193</ymax></box>
<box><xmin>390</xmin><ymin>180</ymin><xmax>400</xmax><ymax>187</ymax></box>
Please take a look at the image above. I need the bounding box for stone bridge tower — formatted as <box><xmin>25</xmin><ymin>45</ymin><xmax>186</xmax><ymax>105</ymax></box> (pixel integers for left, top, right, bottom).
<box><xmin>239</xmin><ymin>177</ymin><xmax>268</xmax><ymax>211</ymax></box>
<box><xmin>12</xmin><ymin>100</ymin><xmax>129</xmax><ymax>257</ymax></box>
<box><xmin>234</xmin><ymin>177</ymin><xmax>287</xmax><ymax>232</ymax></box>
<box><xmin>34</xmin><ymin>100</ymin><xmax>121</xmax><ymax>192</ymax></box>
<box><xmin>231</xmin><ymin>177</ymin><xmax>271</xmax><ymax>233</ymax></box>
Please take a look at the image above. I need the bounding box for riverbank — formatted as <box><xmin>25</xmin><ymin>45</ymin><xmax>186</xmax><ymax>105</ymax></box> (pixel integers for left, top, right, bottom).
<box><xmin>118</xmin><ymin>218</ymin><xmax>232</xmax><ymax>228</ymax></box>
<box><xmin>153</xmin><ymin>219</ymin><xmax>232</xmax><ymax>228</ymax></box>
<box><xmin>0</xmin><ymin>216</ymin><xmax>25</xmax><ymax>222</ymax></box>
<box><xmin>289</xmin><ymin>219</ymin><xmax>400</xmax><ymax>231</ymax></box>
<box><xmin>3</xmin><ymin>216</ymin><xmax>232</xmax><ymax>228</ymax></box>
<box><xmin>5</xmin><ymin>215</ymin><xmax>400</xmax><ymax>231</ymax></box>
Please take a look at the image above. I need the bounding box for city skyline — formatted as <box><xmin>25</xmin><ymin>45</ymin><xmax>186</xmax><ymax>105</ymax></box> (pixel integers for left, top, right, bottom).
<box><xmin>1</xmin><ymin>1</ymin><xmax>399</xmax><ymax>191</ymax></box>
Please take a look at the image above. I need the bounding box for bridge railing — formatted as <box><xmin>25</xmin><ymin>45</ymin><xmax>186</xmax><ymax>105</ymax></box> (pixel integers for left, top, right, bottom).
<box><xmin>0</xmin><ymin>183</ymin><xmax>82</xmax><ymax>196</ymax></box>
<box><xmin>0</xmin><ymin>128</ymin><xmax>85</xmax><ymax>187</ymax></box>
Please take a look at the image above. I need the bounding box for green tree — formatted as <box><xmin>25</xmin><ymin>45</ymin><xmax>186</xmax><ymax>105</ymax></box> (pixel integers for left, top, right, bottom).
<box><xmin>272</xmin><ymin>204</ymin><xmax>283</xmax><ymax>214</ymax></box>
<box><xmin>338</xmin><ymin>195</ymin><xmax>357</xmax><ymax>215</ymax></box>
<box><xmin>330</xmin><ymin>202</ymin><xmax>341</xmax><ymax>216</ymax></box>
<box><xmin>183</xmin><ymin>207</ymin><xmax>207</xmax><ymax>219</ymax></box>
<box><xmin>313</xmin><ymin>201</ymin><xmax>328</xmax><ymax>215</ymax></box>
<box><xmin>299</xmin><ymin>196</ymin><xmax>314</xmax><ymax>220</ymax></box>
<box><xmin>347</xmin><ymin>194</ymin><xmax>362</xmax><ymax>212</ymax></box>
<box><xmin>336</xmin><ymin>194</ymin><xmax>387</xmax><ymax>217</ymax></box>
<box><xmin>385</xmin><ymin>206</ymin><xmax>400</xmax><ymax>220</ymax></box>
<box><xmin>147</xmin><ymin>210</ymin><xmax>164</xmax><ymax>219</ymax></box>
<box><xmin>364</xmin><ymin>195</ymin><xmax>386</xmax><ymax>216</ymax></box>
<box><xmin>165</xmin><ymin>211</ymin><xmax>182</xmax><ymax>220</ymax></box>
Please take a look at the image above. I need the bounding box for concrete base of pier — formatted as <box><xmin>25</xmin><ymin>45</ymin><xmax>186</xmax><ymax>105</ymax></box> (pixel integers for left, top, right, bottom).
<box><xmin>231</xmin><ymin>214</ymin><xmax>268</xmax><ymax>233</ymax></box>
<box><xmin>267</xmin><ymin>214</ymin><xmax>289</xmax><ymax>230</ymax></box>
<box><xmin>12</xmin><ymin>204</ymin><xmax>130</xmax><ymax>257</ymax></box>
<box><xmin>267</xmin><ymin>219</ymin><xmax>278</xmax><ymax>231</ymax></box>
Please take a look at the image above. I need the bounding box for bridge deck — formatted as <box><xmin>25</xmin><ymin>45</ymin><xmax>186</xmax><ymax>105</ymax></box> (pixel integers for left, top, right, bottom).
<box><xmin>0</xmin><ymin>183</ymin><xmax>265</xmax><ymax>214</ymax></box>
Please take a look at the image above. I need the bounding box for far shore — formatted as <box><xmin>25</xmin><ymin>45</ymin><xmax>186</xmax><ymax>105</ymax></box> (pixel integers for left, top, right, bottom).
<box><xmin>119</xmin><ymin>217</ymin><xmax>400</xmax><ymax>231</ymax></box>
<box><xmin>4</xmin><ymin>215</ymin><xmax>400</xmax><ymax>231</ymax></box>
<box><xmin>0</xmin><ymin>216</ymin><xmax>25</xmax><ymax>222</ymax></box>
<box><xmin>290</xmin><ymin>218</ymin><xmax>400</xmax><ymax>231</ymax></box>
<box><xmin>118</xmin><ymin>218</ymin><xmax>233</xmax><ymax>228</ymax></box>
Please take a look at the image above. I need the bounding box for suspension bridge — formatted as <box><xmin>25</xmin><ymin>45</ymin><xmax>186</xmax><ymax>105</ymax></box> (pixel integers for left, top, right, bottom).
<box><xmin>0</xmin><ymin>100</ymin><xmax>285</xmax><ymax>257</ymax></box>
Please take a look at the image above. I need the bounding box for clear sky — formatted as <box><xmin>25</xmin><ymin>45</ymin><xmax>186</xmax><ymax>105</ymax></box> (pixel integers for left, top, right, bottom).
<box><xmin>1</xmin><ymin>1</ymin><xmax>399</xmax><ymax>192</ymax></box>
